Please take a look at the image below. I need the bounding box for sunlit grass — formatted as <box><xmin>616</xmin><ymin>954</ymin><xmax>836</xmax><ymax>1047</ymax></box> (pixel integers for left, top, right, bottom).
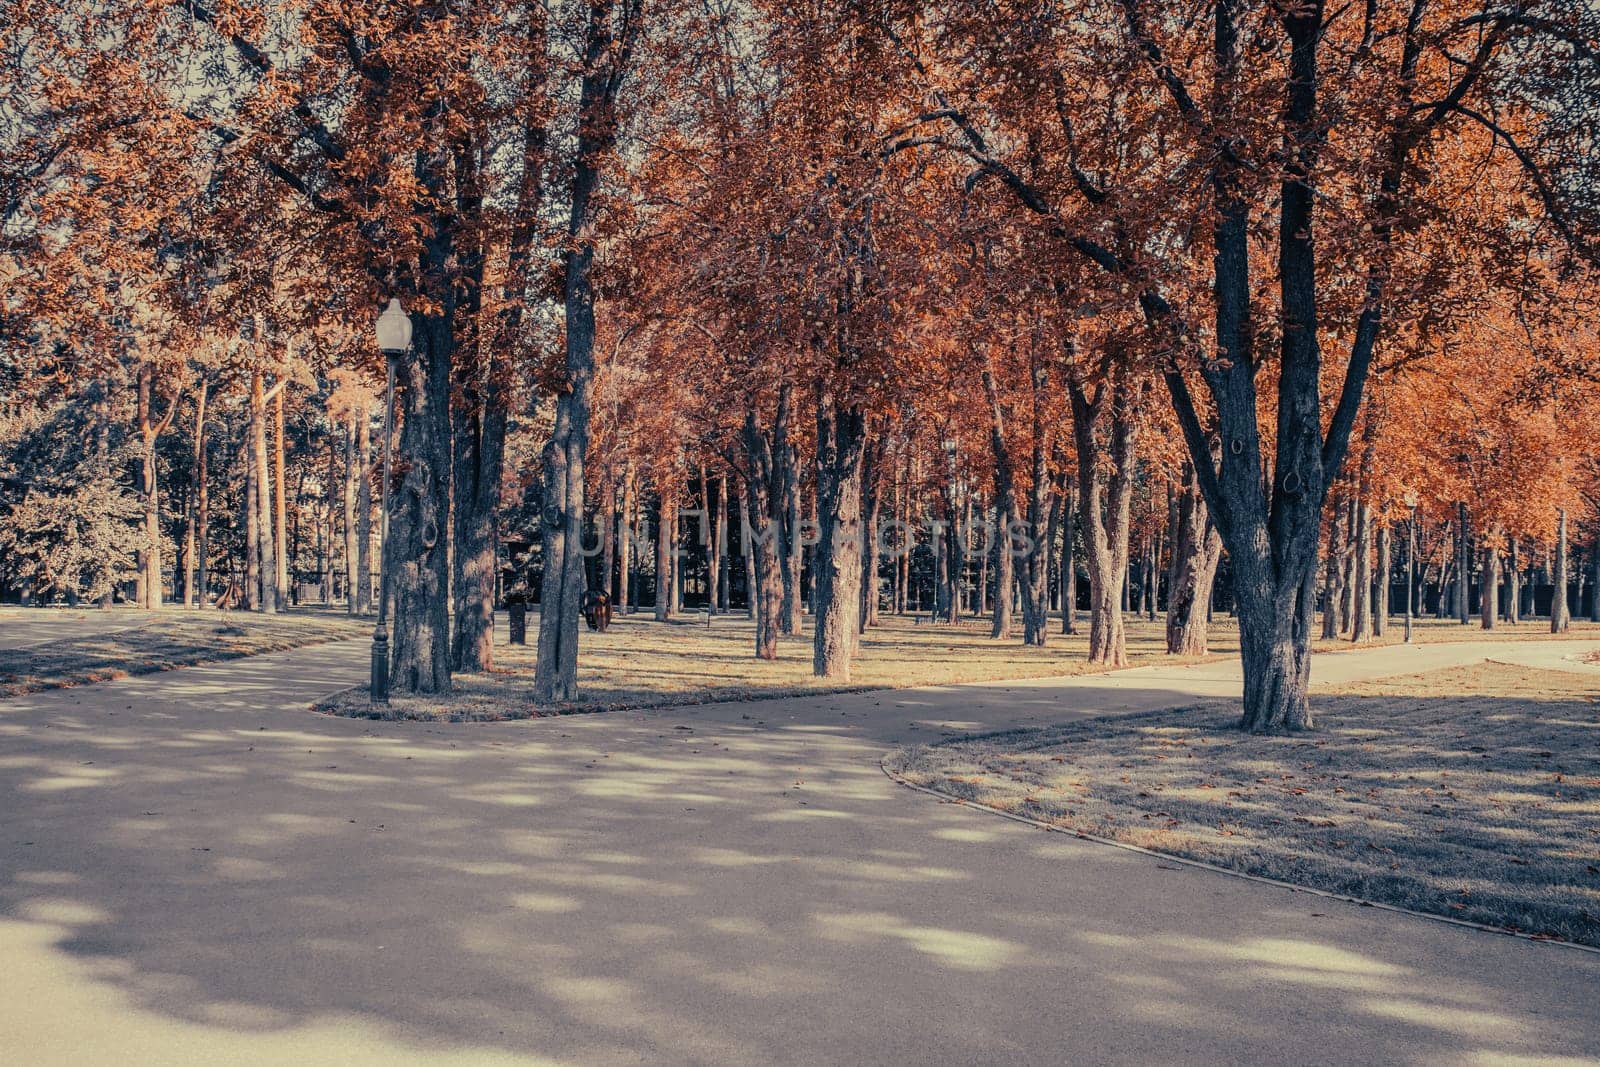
<box><xmin>888</xmin><ymin>661</ymin><xmax>1600</xmax><ymax>945</ymax></box>
<box><xmin>319</xmin><ymin>607</ymin><xmax>1600</xmax><ymax>722</ymax></box>
<box><xmin>0</xmin><ymin>608</ymin><xmax>368</xmax><ymax>696</ymax></box>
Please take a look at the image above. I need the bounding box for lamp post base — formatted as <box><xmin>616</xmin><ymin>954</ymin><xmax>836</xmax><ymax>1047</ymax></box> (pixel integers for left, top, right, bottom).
<box><xmin>371</xmin><ymin>625</ymin><xmax>390</xmax><ymax>704</ymax></box>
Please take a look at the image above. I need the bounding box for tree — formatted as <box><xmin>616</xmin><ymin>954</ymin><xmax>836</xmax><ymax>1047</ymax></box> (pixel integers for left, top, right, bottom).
<box><xmin>535</xmin><ymin>0</ymin><xmax>648</xmax><ymax>703</ymax></box>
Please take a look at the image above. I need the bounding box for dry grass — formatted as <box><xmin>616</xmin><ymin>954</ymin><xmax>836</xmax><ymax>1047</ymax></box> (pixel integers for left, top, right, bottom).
<box><xmin>319</xmin><ymin>609</ymin><xmax>1600</xmax><ymax>722</ymax></box>
<box><xmin>886</xmin><ymin>662</ymin><xmax>1600</xmax><ymax>946</ymax></box>
<box><xmin>322</xmin><ymin>611</ymin><xmax>1234</xmax><ymax>721</ymax></box>
<box><xmin>0</xmin><ymin>608</ymin><xmax>369</xmax><ymax>697</ymax></box>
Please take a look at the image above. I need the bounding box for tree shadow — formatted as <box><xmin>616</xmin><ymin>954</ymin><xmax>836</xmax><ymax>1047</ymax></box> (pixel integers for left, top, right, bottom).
<box><xmin>1</xmin><ymin>641</ymin><xmax>1597</xmax><ymax>1062</ymax></box>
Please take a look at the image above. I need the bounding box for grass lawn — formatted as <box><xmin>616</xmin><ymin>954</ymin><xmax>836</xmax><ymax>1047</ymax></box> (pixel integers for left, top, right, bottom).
<box><xmin>319</xmin><ymin>608</ymin><xmax>1600</xmax><ymax>722</ymax></box>
<box><xmin>322</xmin><ymin>611</ymin><xmax>1223</xmax><ymax>721</ymax></box>
<box><xmin>0</xmin><ymin>608</ymin><xmax>369</xmax><ymax>697</ymax></box>
<box><xmin>885</xmin><ymin>661</ymin><xmax>1600</xmax><ymax>946</ymax></box>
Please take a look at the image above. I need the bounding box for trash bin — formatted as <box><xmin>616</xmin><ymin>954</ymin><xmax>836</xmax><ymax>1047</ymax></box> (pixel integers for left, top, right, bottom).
<box><xmin>508</xmin><ymin>596</ymin><xmax>528</xmax><ymax>645</ymax></box>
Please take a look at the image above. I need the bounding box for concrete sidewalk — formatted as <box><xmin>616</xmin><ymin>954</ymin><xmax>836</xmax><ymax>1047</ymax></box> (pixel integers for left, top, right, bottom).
<box><xmin>2</xmin><ymin>636</ymin><xmax>1597</xmax><ymax>1064</ymax></box>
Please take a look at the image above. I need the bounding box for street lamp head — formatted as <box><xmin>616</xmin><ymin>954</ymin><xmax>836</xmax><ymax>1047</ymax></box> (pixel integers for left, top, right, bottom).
<box><xmin>942</xmin><ymin>438</ymin><xmax>957</xmax><ymax>454</ymax></box>
<box><xmin>1403</xmin><ymin>489</ymin><xmax>1420</xmax><ymax>509</ymax></box>
<box><xmin>376</xmin><ymin>297</ymin><xmax>413</xmax><ymax>355</ymax></box>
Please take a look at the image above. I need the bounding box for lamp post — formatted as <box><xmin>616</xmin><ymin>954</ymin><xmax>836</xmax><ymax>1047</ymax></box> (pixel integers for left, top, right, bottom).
<box><xmin>1403</xmin><ymin>490</ymin><xmax>1419</xmax><ymax>644</ymax></box>
<box><xmin>371</xmin><ymin>298</ymin><xmax>411</xmax><ymax>705</ymax></box>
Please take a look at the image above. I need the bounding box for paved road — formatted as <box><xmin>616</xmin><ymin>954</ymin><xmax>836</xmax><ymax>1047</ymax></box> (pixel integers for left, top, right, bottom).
<box><xmin>3</xmin><ymin>636</ymin><xmax>1598</xmax><ymax>1065</ymax></box>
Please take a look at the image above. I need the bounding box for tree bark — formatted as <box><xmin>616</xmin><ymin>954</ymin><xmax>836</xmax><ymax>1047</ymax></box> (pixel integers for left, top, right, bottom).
<box><xmin>273</xmin><ymin>388</ymin><xmax>289</xmax><ymax>607</ymax></box>
<box><xmin>777</xmin><ymin>387</ymin><xmax>803</xmax><ymax>634</ymax></box>
<box><xmin>1553</xmin><ymin>508</ymin><xmax>1570</xmax><ymax>633</ymax></box>
<box><xmin>1153</xmin><ymin>2</ymin><xmax>1410</xmax><ymax>731</ymax></box>
<box><xmin>1322</xmin><ymin>500</ymin><xmax>1344</xmax><ymax>639</ymax></box>
<box><xmin>343</xmin><ymin>412</ymin><xmax>362</xmax><ymax>614</ymax></box>
<box><xmin>616</xmin><ymin>468</ymin><xmax>634</xmax><ymax>612</ymax></box>
<box><xmin>532</xmin><ymin>0</ymin><xmax>637</xmax><ymax>704</ymax></box>
<box><xmin>739</xmin><ymin>410</ymin><xmax>785</xmax><ymax>658</ymax></box>
<box><xmin>716</xmin><ymin>471</ymin><xmax>731</xmax><ymax>611</ymax></box>
<box><xmin>1019</xmin><ymin>375</ymin><xmax>1056</xmax><ymax>647</ymax></box>
<box><xmin>180</xmin><ymin>383</ymin><xmax>207</xmax><ymax>607</ymax></box>
<box><xmin>1590</xmin><ymin>530</ymin><xmax>1599</xmax><ymax>623</ymax></box>
<box><xmin>1352</xmin><ymin>499</ymin><xmax>1373</xmax><ymax>642</ymax></box>
<box><xmin>859</xmin><ymin>438</ymin><xmax>884</xmax><ymax>632</ymax></box>
<box><xmin>1060</xmin><ymin>473</ymin><xmax>1077</xmax><ymax>634</ymax></box>
<box><xmin>1507</xmin><ymin>538</ymin><xmax>1520</xmax><ymax>625</ymax></box>
<box><xmin>243</xmin><ymin>411</ymin><xmax>259</xmax><ymax>610</ymax></box>
<box><xmin>1481</xmin><ymin>543</ymin><xmax>1499</xmax><ymax>630</ymax></box>
<box><xmin>703</xmin><ymin>467</ymin><xmax>720</xmax><ymax>615</ymax></box>
<box><xmin>135</xmin><ymin>362</ymin><xmax>176</xmax><ymax>609</ymax></box>
<box><xmin>982</xmin><ymin>369</ymin><xmax>1017</xmax><ymax>639</ymax></box>
<box><xmin>1166</xmin><ymin>461</ymin><xmax>1223</xmax><ymax>656</ymax></box>
<box><xmin>812</xmin><ymin>395</ymin><xmax>865</xmax><ymax>679</ymax></box>
<box><xmin>1375</xmin><ymin>524</ymin><xmax>1389</xmax><ymax>636</ymax></box>
<box><xmin>600</xmin><ymin>474</ymin><xmax>617</xmax><ymax>609</ymax></box>
<box><xmin>388</xmin><ymin>310</ymin><xmax>453</xmax><ymax>694</ymax></box>
<box><xmin>450</xmin><ymin>360</ymin><xmax>507</xmax><ymax>674</ymax></box>
<box><xmin>249</xmin><ymin>371</ymin><xmax>277</xmax><ymax>613</ymax></box>
<box><xmin>354</xmin><ymin>408</ymin><xmax>373</xmax><ymax>613</ymax></box>
<box><xmin>1067</xmin><ymin>365</ymin><xmax>1137</xmax><ymax>666</ymax></box>
<box><xmin>654</xmin><ymin>485</ymin><xmax>675</xmax><ymax>621</ymax></box>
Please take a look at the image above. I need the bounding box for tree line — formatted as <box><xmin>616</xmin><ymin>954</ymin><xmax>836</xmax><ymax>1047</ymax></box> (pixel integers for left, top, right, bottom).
<box><xmin>2</xmin><ymin>0</ymin><xmax>1596</xmax><ymax>730</ymax></box>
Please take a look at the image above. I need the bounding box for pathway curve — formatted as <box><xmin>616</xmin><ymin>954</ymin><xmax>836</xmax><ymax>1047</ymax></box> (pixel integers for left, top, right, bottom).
<box><xmin>3</xmin><ymin>636</ymin><xmax>1598</xmax><ymax>1065</ymax></box>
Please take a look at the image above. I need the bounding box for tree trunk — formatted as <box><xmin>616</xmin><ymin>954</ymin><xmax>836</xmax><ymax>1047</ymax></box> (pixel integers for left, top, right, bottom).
<box><xmin>249</xmin><ymin>372</ymin><xmax>277</xmax><ymax>613</ymax></box>
<box><xmin>243</xmin><ymin>425</ymin><xmax>259</xmax><ymax>612</ymax></box>
<box><xmin>896</xmin><ymin>483</ymin><xmax>910</xmax><ymax>615</ymax></box>
<box><xmin>739</xmin><ymin>480</ymin><xmax>757</xmax><ymax>621</ymax></box>
<box><xmin>1060</xmin><ymin>474</ymin><xmax>1077</xmax><ymax>634</ymax></box>
<box><xmin>812</xmin><ymin>396</ymin><xmax>865</xmax><ymax>679</ymax></box>
<box><xmin>1481</xmin><ymin>543</ymin><xmax>1499</xmax><ymax>630</ymax></box>
<box><xmin>1590</xmin><ymin>530</ymin><xmax>1599</xmax><ymax>623</ymax></box>
<box><xmin>273</xmin><ymin>389</ymin><xmax>289</xmax><ymax>608</ymax></box>
<box><xmin>1507</xmin><ymin>538</ymin><xmax>1520</xmax><ymax>625</ymax></box>
<box><xmin>1321</xmin><ymin>500</ymin><xmax>1344</xmax><ymax>639</ymax></box>
<box><xmin>450</xmin><ymin>359</ymin><xmax>508</xmax><ymax>674</ymax></box>
<box><xmin>1166</xmin><ymin>461</ymin><xmax>1223</xmax><ymax>656</ymax></box>
<box><xmin>355</xmin><ymin>407</ymin><xmax>373</xmax><ymax>613</ymax></box>
<box><xmin>1352</xmin><ymin>499</ymin><xmax>1373</xmax><ymax>642</ymax></box>
<box><xmin>1375</xmin><ymin>524</ymin><xmax>1389</xmax><ymax>636</ymax></box>
<box><xmin>135</xmin><ymin>363</ymin><xmax>166</xmax><ymax>609</ymax></box>
<box><xmin>1144</xmin><ymin>527</ymin><xmax>1159</xmax><ymax>620</ymax></box>
<box><xmin>1018</xmin><ymin>362</ymin><xmax>1056</xmax><ymax>648</ymax></box>
<box><xmin>1336</xmin><ymin>498</ymin><xmax>1356</xmax><ymax>633</ymax></box>
<box><xmin>739</xmin><ymin>412</ymin><xmax>785</xmax><ymax>658</ymax></box>
<box><xmin>655</xmin><ymin>485</ymin><xmax>675</xmax><ymax>621</ymax></box>
<box><xmin>600</xmin><ymin>475</ymin><xmax>617</xmax><ymax>609</ymax></box>
<box><xmin>703</xmin><ymin>468</ymin><xmax>720</xmax><ymax>614</ymax></box>
<box><xmin>181</xmin><ymin>383</ymin><xmax>207</xmax><ymax>607</ymax></box>
<box><xmin>859</xmin><ymin>439</ymin><xmax>884</xmax><ymax>632</ymax></box>
<box><xmin>388</xmin><ymin>311</ymin><xmax>453</xmax><ymax>695</ymax></box>
<box><xmin>671</xmin><ymin>498</ymin><xmax>685</xmax><ymax>614</ymax></box>
<box><xmin>616</xmin><ymin>469</ymin><xmax>634</xmax><ymax>612</ymax></box>
<box><xmin>717</xmin><ymin>472</ymin><xmax>731</xmax><ymax>611</ymax></box>
<box><xmin>194</xmin><ymin>397</ymin><xmax>209</xmax><ymax>609</ymax></box>
<box><xmin>317</xmin><ymin>432</ymin><xmax>333</xmax><ymax>603</ymax></box>
<box><xmin>982</xmin><ymin>369</ymin><xmax>1016</xmax><ymax>639</ymax></box>
<box><xmin>777</xmin><ymin>393</ymin><xmax>803</xmax><ymax>634</ymax></box>
<box><xmin>1552</xmin><ymin>508</ymin><xmax>1570</xmax><ymax>633</ymax></box>
<box><xmin>343</xmin><ymin>413</ymin><xmax>362</xmax><ymax>614</ymax></box>
<box><xmin>532</xmin><ymin>3</ymin><xmax>631</xmax><ymax>703</ymax></box>
<box><xmin>977</xmin><ymin>506</ymin><xmax>991</xmax><ymax>618</ymax></box>
<box><xmin>1067</xmin><ymin>367</ymin><xmax>1137</xmax><ymax>666</ymax></box>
